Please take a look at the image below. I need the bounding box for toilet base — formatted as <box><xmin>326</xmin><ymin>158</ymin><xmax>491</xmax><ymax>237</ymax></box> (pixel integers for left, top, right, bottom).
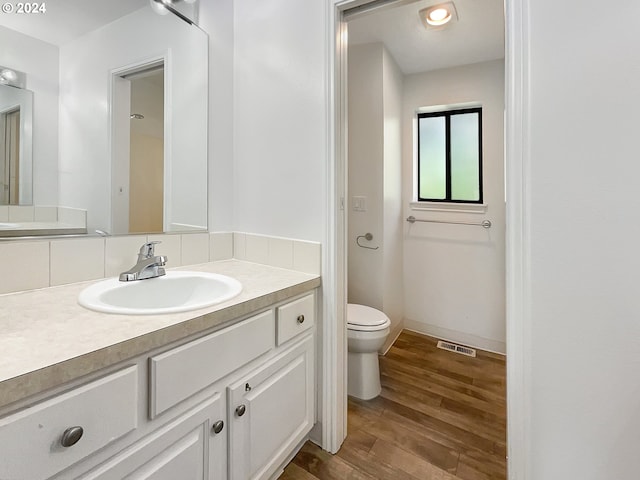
<box><xmin>347</xmin><ymin>350</ymin><xmax>382</xmax><ymax>400</ymax></box>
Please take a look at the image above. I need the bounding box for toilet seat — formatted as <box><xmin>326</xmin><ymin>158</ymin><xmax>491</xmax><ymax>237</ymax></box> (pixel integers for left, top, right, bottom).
<box><xmin>347</xmin><ymin>303</ymin><xmax>391</xmax><ymax>332</ymax></box>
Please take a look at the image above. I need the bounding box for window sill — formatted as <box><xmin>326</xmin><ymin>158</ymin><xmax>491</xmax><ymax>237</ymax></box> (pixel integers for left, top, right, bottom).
<box><xmin>410</xmin><ymin>202</ymin><xmax>487</xmax><ymax>214</ymax></box>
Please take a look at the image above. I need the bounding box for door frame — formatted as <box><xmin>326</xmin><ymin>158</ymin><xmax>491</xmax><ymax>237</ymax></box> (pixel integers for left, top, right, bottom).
<box><xmin>109</xmin><ymin>56</ymin><xmax>169</xmax><ymax>235</ymax></box>
<box><xmin>325</xmin><ymin>0</ymin><xmax>532</xmax><ymax>476</ymax></box>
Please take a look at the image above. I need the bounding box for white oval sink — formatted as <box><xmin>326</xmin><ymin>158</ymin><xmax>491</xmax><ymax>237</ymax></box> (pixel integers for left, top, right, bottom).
<box><xmin>78</xmin><ymin>271</ymin><xmax>242</xmax><ymax>315</ymax></box>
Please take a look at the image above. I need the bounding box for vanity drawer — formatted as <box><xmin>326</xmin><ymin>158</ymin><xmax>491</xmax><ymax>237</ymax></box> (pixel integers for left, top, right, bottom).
<box><xmin>0</xmin><ymin>365</ymin><xmax>138</xmax><ymax>480</ymax></box>
<box><xmin>276</xmin><ymin>293</ymin><xmax>315</xmax><ymax>345</ymax></box>
<box><xmin>150</xmin><ymin>310</ymin><xmax>274</xmax><ymax>418</ymax></box>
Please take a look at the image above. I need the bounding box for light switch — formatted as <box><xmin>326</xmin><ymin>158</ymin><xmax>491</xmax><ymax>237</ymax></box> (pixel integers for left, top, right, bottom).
<box><xmin>353</xmin><ymin>196</ymin><xmax>367</xmax><ymax>212</ymax></box>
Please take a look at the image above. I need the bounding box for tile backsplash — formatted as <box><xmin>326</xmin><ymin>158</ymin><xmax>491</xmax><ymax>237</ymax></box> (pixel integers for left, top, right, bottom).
<box><xmin>0</xmin><ymin>232</ymin><xmax>232</xmax><ymax>295</ymax></box>
<box><xmin>50</xmin><ymin>237</ymin><xmax>105</xmax><ymax>286</ymax></box>
<box><xmin>233</xmin><ymin>232</ymin><xmax>321</xmax><ymax>275</ymax></box>
<box><xmin>0</xmin><ymin>205</ymin><xmax>87</xmax><ymax>228</ymax></box>
<box><xmin>0</xmin><ymin>232</ymin><xmax>321</xmax><ymax>295</ymax></box>
<box><xmin>0</xmin><ymin>241</ymin><xmax>50</xmax><ymax>293</ymax></box>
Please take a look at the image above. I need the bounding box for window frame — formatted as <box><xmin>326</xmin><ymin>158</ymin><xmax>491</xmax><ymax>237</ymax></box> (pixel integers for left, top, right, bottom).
<box><xmin>416</xmin><ymin>106</ymin><xmax>484</xmax><ymax>204</ymax></box>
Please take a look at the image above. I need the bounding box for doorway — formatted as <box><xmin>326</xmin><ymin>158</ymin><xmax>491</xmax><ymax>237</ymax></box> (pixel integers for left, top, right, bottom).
<box><xmin>112</xmin><ymin>62</ymin><xmax>165</xmax><ymax>234</ymax></box>
<box><xmin>127</xmin><ymin>68</ymin><xmax>164</xmax><ymax>233</ymax></box>
<box><xmin>333</xmin><ymin>0</ymin><xmax>509</xmax><ymax>475</ymax></box>
<box><xmin>0</xmin><ymin>108</ymin><xmax>20</xmax><ymax>205</ymax></box>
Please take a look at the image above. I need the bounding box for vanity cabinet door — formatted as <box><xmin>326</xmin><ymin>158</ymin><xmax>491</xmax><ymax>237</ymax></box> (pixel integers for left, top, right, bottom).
<box><xmin>227</xmin><ymin>334</ymin><xmax>314</xmax><ymax>480</ymax></box>
<box><xmin>76</xmin><ymin>393</ymin><xmax>226</xmax><ymax>480</ymax></box>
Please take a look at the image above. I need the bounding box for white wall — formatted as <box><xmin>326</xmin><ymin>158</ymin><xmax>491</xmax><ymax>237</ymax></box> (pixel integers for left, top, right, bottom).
<box><xmin>230</xmin><ymin>0</ymin><xmax>337</xmax><ymax>450</ymax></box>
<box><xmin>523</xmin><ymin>0</ymin><xmax>640</xmax><ymax>477</ymax></box>
<box><xmin>232</xmin><ymin>0</ymin><xmax>326</xmax><ymax>242</ymax></box>
<box><xmin>402</xmin><ymin>60</ymin><xmax>505</xmax><ymax>353</ymax></box>
<box><xmin>381</xmin><ymin>46</ymin><xmax>405</xmax><ymax>344</ymax></box>
<box><xmin>59</xmin><ymin>7</ymin><xmax>207</xmax><ymax>233</ymax></box>
<box><xmin>200</xmin><ymin>0</ymin><xmax>235</xmax><ymax>232</ymax></box>
<box><xmin>0</xmin><ymin>26</ymin><xmax>58</xmax><ymax>207</ymax></box>
<box><xmin>347</xmin><ymin>43</ymin><xmax>404</xmax><ymax>343</ymax></box>
<box><xmin>348</xmin><ymin>43</ymin><xmax>384</xmax><ymax>309</ymax></box>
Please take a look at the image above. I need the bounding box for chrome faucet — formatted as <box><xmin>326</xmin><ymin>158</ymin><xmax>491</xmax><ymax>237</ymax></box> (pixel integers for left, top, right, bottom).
<box><xmin>119</xmin><ymin>241</ymin><xmax>168</xmax><ymax>282</ymax></box>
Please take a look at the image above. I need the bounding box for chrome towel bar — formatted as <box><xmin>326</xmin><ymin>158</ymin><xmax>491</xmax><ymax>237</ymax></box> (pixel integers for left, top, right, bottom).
<box><xmin>406</xmin><ymin>215</ymin><xmax>492</xmax><ymax>229</ymax></box>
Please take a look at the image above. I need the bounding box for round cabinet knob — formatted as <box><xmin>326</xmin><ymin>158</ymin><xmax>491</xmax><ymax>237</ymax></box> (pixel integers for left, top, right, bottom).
<box><xmin>212</xmin><ymin>420</ymin><xmax>224</xmax><ymax>434</ymax></box>
<box><xmin>235</xmin><ymin>404</ymin><xmax>246</xmax><ymax>417</ymax></box>
<box><xmin>297</xmin><ymin>315</ymin><xmax>305</xmax><ymax>324</ymax></box>
<box><xmin>60</xmin><ymin>426</ymin><xmax>84</xmax><ymax>447</ymax></box>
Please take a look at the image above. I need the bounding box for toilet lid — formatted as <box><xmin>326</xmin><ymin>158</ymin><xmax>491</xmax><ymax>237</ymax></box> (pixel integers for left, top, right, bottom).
<box><xmin>347</xmin><ymin>304</ymin><xmax>391</xmax><ymax>330</ymax></box>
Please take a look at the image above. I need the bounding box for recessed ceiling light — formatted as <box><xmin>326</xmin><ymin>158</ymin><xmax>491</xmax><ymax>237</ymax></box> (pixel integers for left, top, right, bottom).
<box><xmin>419</xmin><ymin>2</ymin><xmax>458</xmax><ymax>30</ymax></box>
<box><xmin>427</xmin><ymin>8</ymin><xmax>451</xmax><ymax>25</ymax></box>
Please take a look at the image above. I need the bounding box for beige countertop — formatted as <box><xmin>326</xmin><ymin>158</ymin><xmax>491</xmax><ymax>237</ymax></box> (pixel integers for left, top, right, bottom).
<box><xmin>0</xmin><ymin>260</ymin><xmax>320</xmax><ymax>410</ymax></box>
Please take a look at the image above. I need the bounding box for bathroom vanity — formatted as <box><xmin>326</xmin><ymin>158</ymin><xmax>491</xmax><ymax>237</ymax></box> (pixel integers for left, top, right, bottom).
<box><xmin>0</xmin><ymin>260</ymin><xmax>320</xmax><ymax>479</ymax></box>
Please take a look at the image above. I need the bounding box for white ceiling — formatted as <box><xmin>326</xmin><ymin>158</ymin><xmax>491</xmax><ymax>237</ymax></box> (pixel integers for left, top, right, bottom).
<box><xmin>347</xmin><ymin>0</ymin><xmax>505</xmax><ymax>75</ymax></box>
<box><xmin>0</xmin><ymin>0</ymin><xmax>503</xmax><ymax>74</ymax></box>
<box><xmin>0</xmin><ymin>0</ymin><xmax>147</xmax><ymax>46</ymax></box>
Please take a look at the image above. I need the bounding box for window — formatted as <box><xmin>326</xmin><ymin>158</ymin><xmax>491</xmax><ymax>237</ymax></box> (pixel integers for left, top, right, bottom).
<box><xmin>417</xmin><ymin>107</ymin><xmax>483</xmax><ymax>203</ymax></box>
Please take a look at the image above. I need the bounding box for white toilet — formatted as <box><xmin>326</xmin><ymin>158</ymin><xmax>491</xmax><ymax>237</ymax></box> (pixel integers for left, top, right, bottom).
<box><xmin>347</xmin><ymin>303</ymin><xmax>391</xmax><ymax>400</ymax></box>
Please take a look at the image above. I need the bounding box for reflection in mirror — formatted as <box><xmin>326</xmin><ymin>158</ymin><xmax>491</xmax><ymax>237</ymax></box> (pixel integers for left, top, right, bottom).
<box><xmin>129</xmin><ymin>67</ymin><xmax>165</xmax><ymax>234</ymax></box>
<box><xmin>1</xmin><ymin>107</ymin><xmax>20</xmax><ymax>205</ymax></box>
<box><xmin>0</xmin><ymin>0</ymin><xmax>207</xmax><ymax>237</ymax></box>
<box><xmin>113</xmin><ymin>65</ymin><xmax>165</xmax><ymax>234</ymax></box>
<box><xmin>0</xmin><ymin>83</ymin><xmax>33</xmax><ymax>206</ymax></box>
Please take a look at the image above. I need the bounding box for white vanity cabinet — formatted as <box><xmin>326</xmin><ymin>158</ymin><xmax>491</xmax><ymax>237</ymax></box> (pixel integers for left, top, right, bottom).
<box><xmin>77</xmin><ymin>392</ymin><xmax>226</xmax><ymax>480</ymax></box>
<box><xmin>228</xmin><ymin>334</ymin><xmax>314</xmax><ymax>480</ymax></box>
<box><xmin>0</xmin><ymin>290</ymin><xmax>316</xmax><ymax>480</ymax></box>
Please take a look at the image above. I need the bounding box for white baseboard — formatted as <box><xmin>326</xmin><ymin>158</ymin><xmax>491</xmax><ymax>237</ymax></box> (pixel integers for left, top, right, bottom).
<box><xmin>404</xmin><ymin>319</ymin><xmax>506</xmax><ymax>355</ymax></box>
<box><xmin>381</xmin><ymin>319</ymin><xmax>404</xmax><ymax>355</ymax></box>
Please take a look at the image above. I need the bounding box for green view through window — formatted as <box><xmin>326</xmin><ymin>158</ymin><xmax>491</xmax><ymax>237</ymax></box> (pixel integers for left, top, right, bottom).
<box><xmin>417</xmin><ymin>107</ymin><xmax>483</xmax><ymax>203</ymax></box>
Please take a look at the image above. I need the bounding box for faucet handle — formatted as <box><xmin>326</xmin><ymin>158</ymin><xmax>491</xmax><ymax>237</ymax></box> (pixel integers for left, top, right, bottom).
<box><xmin>139</xmin><ymin>241</ymin><xmax>161</xmax><ymax>259</ymax></box>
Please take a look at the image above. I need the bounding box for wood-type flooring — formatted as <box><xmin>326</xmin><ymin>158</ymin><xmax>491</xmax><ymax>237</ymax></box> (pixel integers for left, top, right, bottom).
<box><xmin>280</xmin><ymin>330</ymin><xmax>506</xmax><ymax>479</ymax></box>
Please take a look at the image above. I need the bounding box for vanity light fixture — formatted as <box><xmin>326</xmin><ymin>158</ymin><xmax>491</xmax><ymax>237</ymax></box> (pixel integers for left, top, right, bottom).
<box><xmin>0</xmin><ymin>65</ymin><xmax>26</xmax><ymax>89</ymax></box>
<box><xmin>1</xmin><ymin>69</ymin><xmax>16</xmax><ymax>82</ymax></box>
<box><xmin>149</xmin><ymin>0</ymin><xmax>195</xmax><ymax>25</ymax></box>
<box><xmin>149</xmin><ymin>0</ymin><xmax>170</xmax><ymax>16</ymax></box>
<box><xmin>419</xmin><ymin>2</ymin><xmax>458</xmax><ymax>29</ymax></box>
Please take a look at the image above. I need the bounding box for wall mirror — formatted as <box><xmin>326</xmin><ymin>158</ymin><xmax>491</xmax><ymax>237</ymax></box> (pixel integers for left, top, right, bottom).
<box><xmin>0</xmin><ymin>0</ymin><xmax>207</xmax><ymax>237</ymax></box>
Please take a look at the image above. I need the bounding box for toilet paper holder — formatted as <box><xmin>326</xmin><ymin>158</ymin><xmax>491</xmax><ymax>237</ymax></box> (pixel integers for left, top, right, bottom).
<box><xmin>356</xmin><ymin>233</ymin><xmax>379</xmax><ymax>250</ymax></box>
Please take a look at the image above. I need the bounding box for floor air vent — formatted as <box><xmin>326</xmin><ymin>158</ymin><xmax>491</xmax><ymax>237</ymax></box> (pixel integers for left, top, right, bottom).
<box><xmin>437</xmin><ymin>340</ymin><xmax>477</xmax><ymax>358</ymax></box>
